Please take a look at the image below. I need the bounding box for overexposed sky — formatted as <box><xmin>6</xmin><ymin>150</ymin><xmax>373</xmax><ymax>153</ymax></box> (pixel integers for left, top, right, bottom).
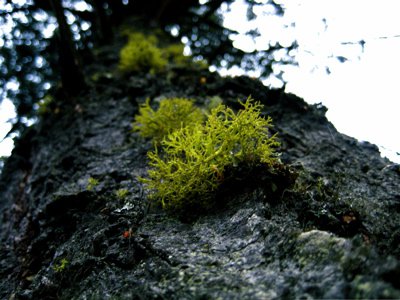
<box><xmin>220</xmin><ymin>0</ymin><xmax>400</xmax><ymax>162</ymax></box>
<box><xmin>0</xmin><ymin>99</ymin><xmax>15</xmax><ymax>157</ymax></box>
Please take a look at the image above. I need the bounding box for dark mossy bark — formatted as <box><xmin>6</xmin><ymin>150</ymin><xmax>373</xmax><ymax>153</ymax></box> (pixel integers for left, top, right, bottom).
<box><xmin>1</xmin><ymin>41</ymin><xmax>400</xmax><ymax>299</ymax></box>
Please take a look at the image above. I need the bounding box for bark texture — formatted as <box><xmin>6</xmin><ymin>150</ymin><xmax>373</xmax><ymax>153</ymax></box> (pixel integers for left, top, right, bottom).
<box><xmin>1</xmin><ymin>48</ymin><xmax>400</xmax><ymax>299</ymax></box>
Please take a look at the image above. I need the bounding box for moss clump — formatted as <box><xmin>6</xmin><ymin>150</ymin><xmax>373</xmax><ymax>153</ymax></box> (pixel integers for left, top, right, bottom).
<box><xmin>37</xmin><ymin>94</ymin><xmax>54</xmax><ymax>115</ymax></box>
<box><xmin>141</xmin><ymin>97</ymin><xmax>280</xmax><ymax>213</ymax></box>
<box><xmin>118</xmin><ymin>32</ymin><xmax>199</xmax><ymax>74</ymax></box>
<box><xmin>115</xmin><ymin>188</ymin><xmax>129</xmax><ymax>199</ymax></box>
<box><xmin>53</xmin><ymin>258</ymin><xmax>68</xmax><ymax>273</ymax></box>
<box><xmin>164</xmin><ymin>44</ymin><xmax>190</xmax><ymax>66</ymax></box>
<box><xmin>87</xmin><ymin>177</ymin><xmax>99</xmax><ymax>191</ymax></box>
<box><xmin>133</xmin><ymin>98</ymin><xmax>205</xmax><ymax>143</ymax></box>
<box><xmin>119</xmin><ymin>32</ymin><xmax>167</xmax><ymax>74</ymax></box>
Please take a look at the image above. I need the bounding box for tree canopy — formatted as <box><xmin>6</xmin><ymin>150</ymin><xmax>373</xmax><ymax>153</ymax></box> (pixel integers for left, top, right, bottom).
<box><xmin>0</xmin><ymin>0</ymin><xmax>296</xmax><ymax>135</ymax></box>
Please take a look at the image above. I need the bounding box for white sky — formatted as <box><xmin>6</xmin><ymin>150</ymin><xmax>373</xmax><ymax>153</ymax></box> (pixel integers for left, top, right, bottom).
<box><xmin>220</xmin><ymin>0</ymin><xmax>400</xmax><ymax>163</ymax></box>
<box><xmin>0</xmin><ymin>99</ymin><xmax>16</xmax><ymax>157</ymax></box>
<box><xmin>1</xmin><ymin>0</ymin><xmax>400</xmax><ymax>163</ymax></box>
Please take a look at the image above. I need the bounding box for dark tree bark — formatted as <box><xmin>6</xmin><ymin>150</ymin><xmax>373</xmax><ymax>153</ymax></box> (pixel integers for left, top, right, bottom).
<box><xmin>91</xmin><ymin>0</ymin><xmax>113</xmax><ymax>45</ymax></box>
<box><xmin>1</xmin><ymin>2</ymin><xmax>400</xmax><ymax>299</ymax></box>
<box><xmin>49</xmin><ymin>0</ymin><xmax>86</xmax><ymax>96</ymax></box>
<box><xmin>1</xmin><ymin>43</ymin><xmax>400</xmax><ymax>298</ymax></box>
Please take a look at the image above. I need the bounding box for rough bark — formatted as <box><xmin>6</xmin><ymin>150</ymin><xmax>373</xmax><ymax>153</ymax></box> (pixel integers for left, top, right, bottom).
<box><xmin>0</xmin><ymin>44</ymin><xmax>399</xmax><ymax>299</ymax></box>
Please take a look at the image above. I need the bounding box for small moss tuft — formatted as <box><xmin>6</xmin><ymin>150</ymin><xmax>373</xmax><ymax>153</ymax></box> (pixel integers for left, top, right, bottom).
<box><xmin>164</xmin><ymin>44</ymin><xmax>190</xmax><ymax>66</ymax></box>
<box><xmin>87</xmin><ymin>177</ymin><xmax>99</xmax><ymax>191</ymax></box>
<box><xmin>119</xmin><ymin>31</ymin><xmax>205</xmax><ymax>74</ymax></box>
<box><xmin>53</xmin><ymin>258</ymin><xmax>68</xmax><ymax>273</ymax></box>
<box><xmin>37</xmin><ymin>94</ymin><xmax>54</xmax><ymax>115</ymax></box>
<box><xmin>115</xmin><ymin>188</ymin><xmax>129</xmax><ymax>199</ymax></box>
<box><xmin>119</xmin><ymin>32</ymin><xmax>167</xmax><ymax>74</ymax></box>
<box><xmin>133</xmin><ymin>97</ymin><xmax>205</xmax><ymax>143</ymax></box>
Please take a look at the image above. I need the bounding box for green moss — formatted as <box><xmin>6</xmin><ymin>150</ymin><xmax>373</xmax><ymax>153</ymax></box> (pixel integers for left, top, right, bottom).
<box><xmin>119</xmin><ymin>32</ymin><xmax>167</xmax><ymax>74</ymax></box>
<box><xmin>164</xmin><ymin>44</ymin><xmax>190</xmax><ymax>66</ymax></box>
<box><xmin>133</xmin><ymin>97</ymin><xmax>205</xmax><ymax>143</ymax></box>
<box><xmin>87</xmin><ymin>177</ymin><xmax>99</xmax><ymax>191</ymax></box>
<box><xmin>37</xmin><ymin>94</ymin><xmax>54</xmax><ymax>115</ymax></box>
<box><xmin>115</xmin><ymin>188</ymin><xmax>129</xmax><ymax>199</ymax></box>
<box><xmin>53</xmin><ymin>258</ymin><xmax>68</xmax><ymax>273</ymax></box>
<box><xmin>206</xmin><ymin>96</ymin><xmax>223</xmax><ymax>112</ymax></box>
<box><xmin>141</xmin><ymin>97</ymin><xmax>280</xmax><ymax>213</ymax></box>
<box><xmin>119</xmin><ymin>31</ymin><xmax>205</xmax><ymax>74</ymax></box>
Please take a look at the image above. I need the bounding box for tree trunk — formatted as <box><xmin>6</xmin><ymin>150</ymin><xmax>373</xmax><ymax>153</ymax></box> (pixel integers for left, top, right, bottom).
<box><xmin>0</xmin><ymin>36</ymin><xmax>400</xmax><ymax>299</ymax></box>
<box><xmin>91</xmin><ymin>0</ymin><xmax>113</xmax><ymax>45</ymax></box>
<box><xmin>50</xmin><ymin>0</ymin><xmax>86</xmax><ymax>96</ymax></box>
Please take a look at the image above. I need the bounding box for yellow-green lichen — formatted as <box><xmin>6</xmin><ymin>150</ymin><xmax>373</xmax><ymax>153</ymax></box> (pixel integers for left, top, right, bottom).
<box><xmin>133</xmin><ymin>97</ymin><xmax>205</xmax><ymax>143</ymax></box>
<box><xmin>53</xmin><ymin>258</ymin><xmax>68</xmax><ymax>273</ymax></box>
<box><xmin>119</xmin><ymin>32</ymin><xmax>167</xmax><ymax>74</ymax></box>
<box><xmin>118</xmin><ymin>31</ymin><xmax>200</xmax><ymax>74</ymax></box>
<box><xmin>37</xmin><ymin>94</ymin><xmax>54</xmax><ymax>115</ymax></box>
<box><xmin>115</xmin><ymin>188</ymin><xmax>129</xmax><ymax>199</ymax></box>
<box><xmin>164</xmin><ymin>44</ymin><xmax>191</xmax><ymax>66</ymax></box>
<box><xmin>87</xmin><ymin>177</ymin><xmax>99</xmax><ymax>191</ymax></box>
<box><xmin>141</xmin><ymin>97</ymin><xmax>280</xmax><ymax>213</ymax></box>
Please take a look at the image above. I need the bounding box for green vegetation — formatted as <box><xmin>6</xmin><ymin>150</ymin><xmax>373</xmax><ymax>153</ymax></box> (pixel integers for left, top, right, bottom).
<box><xmin>118</xmin><ymin>32</ymin><xmax>198</xmax><ymax>74</ymax></box>
<box><xmin>140</xmin><ymin>97</ymin><xmax>280</xmax><ymax>213</ymax></box>
<box><xmin>37</xmin><ymin>94</ymin><xmax>54</xmax><ymax>115</ymax></box>
<box><xmin>119</xmin><ymin>32</ymin><xmax>167</xmax><ymax>74</ymax></box>
<box><xmin>115</xmin><ymin>188</ymin><xmax>129</xmax><ymax>199</ymax></box>
<box><xmin>87</xmin><ymin>177</ymin><xmax>99</xmax><ymax>191</ymax></box>
<box><xmin>133</xmin><ymin>98</ymin><xmax>205</xmax><ymax>143</ymax></box>
<box><xmin>53</xmin><ymin>258</ymin><xmax>68</xmax><ymax>273</ymax></box>
<box><xmin>164</xmin><ymin>44</ymin><xmax>190</xmax><ymax>66</ymax></box>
